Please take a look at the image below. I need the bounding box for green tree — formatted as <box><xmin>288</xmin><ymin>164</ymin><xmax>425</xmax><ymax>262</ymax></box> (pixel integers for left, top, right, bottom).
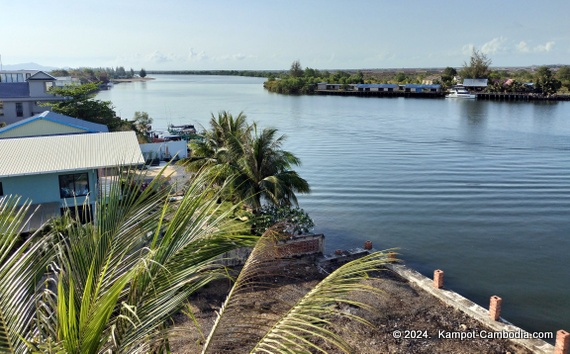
<box><xmin>0</xmin><ymin>172</ymin><xmax>392</xmax><ymax>353</ymax></box>
<box><xmin>534</xmin><ymin>66</ymin><xmax>562</xmax><ymax>95</ymax></box>
<box><xmin>556</xmin><ymin>66</ymin><xmax>570</xmax><ymax>81</ymax></box>
<box><xmin>290</xmin><ymin>60</ymin><xmax>303</xmax><ymax>78</ymax></box>
<box><xmin>47</xmin><ymin>82</ymin><xmax>126</xmax><ymax>130</ymax></box>
<box><xmin>139</xmin><ymin>68</ymin><xmax>147</xmax><ymax>78</ymax></box>
<box><xmin>460</xmin><ymin>48</ymin><xmax>492</xmax><ymax>79</ymax></box>
<box><xmin>184</xmin><ymin>112</ymin><xmax>310</xmax><ymax>210</ymax></box>
<box><xmin>234</xmin><ymin>124</ymin><xmax>311</xmax><ymax>210</ymax></box>
<box><xmin>132</xmin><ymin>111</ymin><xmax>153</xmax><ymax>142</ymax></box>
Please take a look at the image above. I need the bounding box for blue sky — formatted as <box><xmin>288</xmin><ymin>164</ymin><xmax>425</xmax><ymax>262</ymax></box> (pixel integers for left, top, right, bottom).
<box><xmin>2</xmin><ymin>0</ymin><xmax>569</xmax><ymax>70</ymax></box>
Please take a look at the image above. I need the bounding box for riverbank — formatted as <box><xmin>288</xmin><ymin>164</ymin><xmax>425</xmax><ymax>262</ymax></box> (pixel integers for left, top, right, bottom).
<box><xmin>169</xmin><ymin>255</ymin><xmax>545</xmax><ymax>353</ymax></box>
<box><xmin>111</xmin><ymin>77</ymin><xmax>155</xmax><ymax>83</ymax></box>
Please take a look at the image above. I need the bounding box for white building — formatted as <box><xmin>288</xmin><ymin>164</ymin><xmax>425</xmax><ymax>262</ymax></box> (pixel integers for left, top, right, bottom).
<box><xmin>0</xmin><ymin>70</ymin><xmax>65</xmax><ymax>125</ymax></box>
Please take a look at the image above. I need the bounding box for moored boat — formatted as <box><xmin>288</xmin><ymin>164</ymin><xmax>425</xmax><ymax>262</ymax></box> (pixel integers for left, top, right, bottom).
<box><xmin>446</xmin><ymin>85</ymin><xmax>476</xmax><ymax>99</ymax></box>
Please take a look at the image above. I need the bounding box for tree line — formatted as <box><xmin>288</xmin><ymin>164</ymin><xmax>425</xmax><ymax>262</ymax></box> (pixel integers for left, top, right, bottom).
<box><xmin>50</xmin><ymin>67</ymin><xmax>148</xmax><ymax>84</ymax></box>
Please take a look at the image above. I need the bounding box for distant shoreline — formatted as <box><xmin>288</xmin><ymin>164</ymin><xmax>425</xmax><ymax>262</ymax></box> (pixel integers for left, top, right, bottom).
<box><xmin>112</xmin><ymin>77</ymin><xmax>155</xmax><ymax>83</ymax></box>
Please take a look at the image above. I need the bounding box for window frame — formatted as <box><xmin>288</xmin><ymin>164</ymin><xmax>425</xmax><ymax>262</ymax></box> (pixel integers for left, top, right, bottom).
<box><xmin>59</xmin><ymin>173</ymin><xmax>90</xmax><ymax>199</ymax></box>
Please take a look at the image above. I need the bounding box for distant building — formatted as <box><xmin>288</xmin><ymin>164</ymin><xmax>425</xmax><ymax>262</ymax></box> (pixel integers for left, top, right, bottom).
<box><xmin>462</xmin><ymin>79</ymin><xmax>488</xmax><ymax>91</ymax></box>
<box><xmin>0</xmin><ymin>70</ymin><xmax>65</xmax><ymax>125</ymax></box>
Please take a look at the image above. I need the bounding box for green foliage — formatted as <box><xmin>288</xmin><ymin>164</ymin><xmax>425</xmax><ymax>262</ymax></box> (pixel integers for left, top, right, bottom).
<box><xmin>46</xmin><ymin>82</ymin><xmax>132</xmax><ymax>131</ymax></box>
<box><xmin>0</xmin><ymin>170</ymin><xmax>394</xmax><ymax>354</ymax></box>
<box><xmin>534</xmin><ymin>66</ymin><xmax>562</xmax><ymax>95</ymax></box>
<box><xmin>50</xmin><ymin>66</ymin><xmax>134</xmax><ymax>84</ymax></box>
<box><xmin>255</xmin><ymin>205</ymin><xmax>314</xmax><ymax>236</ymax></box>
<box><xmin>139</xmin><ymin>68</ymin><xmax>147</xmax><ymax>78</ymax></box>
<box><xmin>131</xmin><ymin>111</ymin><xmax>153</xmax><ymax>143</ymax></box>
<box><xmin>290</xmin><ymin>60</ymin><xmax>303</xmax><ymax>78</ymax></box>
<box><xmin>183</xmin><ymin>111</ymin><xmax>310</xmax><ymax>211</ymax></box>
<box><xmin>460</xmin><ymin>48</ymin><xmax>492</xmax><ymax>79</ymax></box>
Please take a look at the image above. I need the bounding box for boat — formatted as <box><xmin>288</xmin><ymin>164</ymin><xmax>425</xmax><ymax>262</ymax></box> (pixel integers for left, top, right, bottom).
<box><xmin>446</xmin><ymin>85</ymin><xmax>476</xmax><ymax>99</ymax></box>
<box><xmin>168</xmin><ymin>124</ymin><xmax>199</xmax><ymax>140</ymax></box>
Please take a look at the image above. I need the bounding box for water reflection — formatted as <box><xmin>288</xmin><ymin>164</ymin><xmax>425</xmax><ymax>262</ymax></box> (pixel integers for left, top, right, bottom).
<box><xmin>458</xmin><ymin>100</ymin><xmax>488</xmax><ymax>145</ymax></box>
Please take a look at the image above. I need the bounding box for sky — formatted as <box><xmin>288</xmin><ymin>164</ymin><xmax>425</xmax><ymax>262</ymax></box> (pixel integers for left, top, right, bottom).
<box><xmin>1</xmin><ymin>0</ymin><xmax>569</xmax><ymax>71</ymax></box>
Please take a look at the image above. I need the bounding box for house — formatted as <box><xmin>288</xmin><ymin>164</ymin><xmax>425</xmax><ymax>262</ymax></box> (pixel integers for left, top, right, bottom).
<box><xmin>0</xmin><ymin>70</ymin><xmax>65</xmax><ymax>125</ymax></box>
<box><xmin>0</xmin><ymin>131</ymin><xmax>144</xmax><ymax>229</ymax></box>
<box><xmin>0</xmin><ymin>110</ymin><xmax>108</xmax><ymax>139</ymax></box>
<box><xmin>355</xmin><ymin>84</ymin><xmax>398</xmax><ymax>92</ymax></box>
<box><xmin>462</xmin><ymin>79</ymin><xmax>488</xmax><ymax>92</ymax></box>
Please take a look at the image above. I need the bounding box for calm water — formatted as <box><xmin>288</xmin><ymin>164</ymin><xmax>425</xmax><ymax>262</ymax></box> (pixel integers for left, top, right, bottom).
<box><xmin>98</xmin><ymin>75</ymin><xmax>570</xmax><ymax>337</ymax></box>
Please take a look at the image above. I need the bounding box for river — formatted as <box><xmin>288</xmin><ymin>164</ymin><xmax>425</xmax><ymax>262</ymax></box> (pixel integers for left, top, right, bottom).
<box><xmin>98</xmin><ymin>74</ymin><xmax>570</xmax><ymax>337</ymax></box>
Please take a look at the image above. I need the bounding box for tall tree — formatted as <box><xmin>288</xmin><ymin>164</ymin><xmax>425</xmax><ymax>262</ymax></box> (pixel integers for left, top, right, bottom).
<box><xmin>534</xmin><ymin>66</ymin><xmax>562</xmax><ymax>95</ymax></box>
<box><xmin>47</xmin><ymin>82</ymin><xmax>125</xmax><ymax>130</ymax></box>
<box><xmin>289</xmin><ymin>60</ymin><xmax>303</xmax><ymax>78</ymax></box>
<box><xmin>139</xmin><ymin>68</ymin><xmax>147</xmax><ymax>78</ymax></box>
<box><xmin>460</xmin><ymin>48</ymin><xmax>492</xmax><ymax>79</ymax></box>
<box><xmin>184</xmin><ymin>112</ymin><xmax>310</xmax><ymax>210</ymax></box>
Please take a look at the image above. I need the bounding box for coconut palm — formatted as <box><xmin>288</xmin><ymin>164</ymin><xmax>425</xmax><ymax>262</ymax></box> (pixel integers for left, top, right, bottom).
<box><xmin>184</xmin><ymin>112</ymin><xmax>310</xmax><ymax>210</ymax></box>
<box><xmin>0</xmin><ymin>168</ymin><xmax>390</xmax><ymax>354</ymax></box>
<box><xmin>234</xmin><ymin>124</ymin><xmax>310</xmax><ymax>210</ymax></box>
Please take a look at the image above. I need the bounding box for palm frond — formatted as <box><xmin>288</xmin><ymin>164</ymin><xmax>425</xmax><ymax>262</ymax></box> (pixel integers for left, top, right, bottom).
<box><xmin>0</xmin><ymin>196</ymin><xmax>56</xmax><ymax>353</ymax></box>
<box><xmin>251</xmin><ymin>251</ymin><xmax>392</xmax><ymax>354</ymax></box>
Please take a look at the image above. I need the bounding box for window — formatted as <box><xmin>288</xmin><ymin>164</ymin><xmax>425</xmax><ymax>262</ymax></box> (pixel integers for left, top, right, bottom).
<box><xmin>59</xmin><ymin>173</ymin><xmax>89</xmax><ymax>198</ymax></box>
<box><xmin>15</xmin><ymin>103</ymin><xmax>23</xmax><ymax>117</ymax></box>
<box><xmin>0</xmin><ymin>182</ymin><xmax>3</xmax><ymax>196</ymax></box>
<box><xmin>45</xmin><ymin>81</ymin><xmax>54</xmax><ymax>92</ymax></box>
<box><xmin>0</xmin><ymin>101</ymin><xmax>3</xmax><ymax>116</ymax></box>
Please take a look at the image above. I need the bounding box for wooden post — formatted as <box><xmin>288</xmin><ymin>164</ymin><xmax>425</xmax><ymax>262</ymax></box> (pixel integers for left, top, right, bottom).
<box><xmin>434</xmin><ymin>269</ymin><xmax>444</xmax><ymax>289</ymax></box>
<box><xmin>489</xmin><ymin>295</ymin><xmax>502</xmax><ymax>321</ymax></box>
<box><xmin>555</xmin><ymin>330</ymin><xmax>569</xmax><ymax>354</ymax></box>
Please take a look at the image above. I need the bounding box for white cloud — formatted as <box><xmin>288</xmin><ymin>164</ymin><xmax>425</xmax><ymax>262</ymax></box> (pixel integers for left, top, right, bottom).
<box><xmin>516</xmin><ymin>41</ymin><xmax>530</xmax><ymax>53</ymax></box>
<box><xmin>188</xmin><ymin>48</ymin><xmax>208</xmax><ymax>61</ymax></box>
<box><xmin>481</xmin><ymin>37</ymin><xmax>507</xmax><ymax>54</ymax></box>
<box><xmin>534</xmin><ymin>41</ymin><xmax>555</xmax><ymax>52</ymax></box>
<box><xmin>146</xmin><ymin>51</ymin><xmax>178</xmax><ymax>63</ymax></box>
<box><xmin>462</xmin><ymin>44</ymin><xmax>475</xmax><ymax>56</ymax></box>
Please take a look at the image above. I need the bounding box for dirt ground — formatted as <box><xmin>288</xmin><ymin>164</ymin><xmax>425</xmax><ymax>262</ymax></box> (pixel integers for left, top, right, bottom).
<box><xmin>168</xmin><ymin>258</ymin><xmax>533</xmax><ymax>354</ymax></box>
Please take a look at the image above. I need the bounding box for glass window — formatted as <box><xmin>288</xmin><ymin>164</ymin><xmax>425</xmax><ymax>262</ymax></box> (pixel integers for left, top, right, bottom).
<box><xmin>15</xmin><ymin>103</ymin><xmax>23</xmax><ymax>117</ymax></box>
<box><xmin>59</xmin><ymin>173</ymin><xmax>89</xmax><ymax>198</ymax></box>
<box><xmin>0</xmin><ymin>182</ymin><xmax>3</xmax><ymax>196</ymax></box>
<box><xmin>45</xmin><ymin>81</ymin><xmax>54</xmax><ymax>92</ymax></box>
<box><xmin>0</xmin><ymin>101</ymin><xmax>4</xmax><ymax>116</ymax></box>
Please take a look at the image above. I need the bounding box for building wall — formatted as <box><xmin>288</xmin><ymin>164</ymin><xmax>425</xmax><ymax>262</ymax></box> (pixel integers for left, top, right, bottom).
<box><xmin>0</xmin><ymin>169</ymin><xmax>98</xmax><ymax>206</ymax></box>
<box><xmin>28</xmin><ymin>80</ymin><xmax>53</xmax><ymax>98</ymax></box>
<box><xmin>0</xmin><ymin>120</ymin><xmax>85</xmax><ymax>138</ymax></box>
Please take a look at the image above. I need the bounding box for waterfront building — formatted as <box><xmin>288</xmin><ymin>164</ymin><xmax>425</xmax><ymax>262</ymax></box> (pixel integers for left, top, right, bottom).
<box><xmin>0</xmin><ymin>70</ymin><xmax>65</xmax><ymax>125</ymax></box>
<box><xmin>0</xmin><ymin>131</ymin><xmax>144</xmax><ymax>230</ymax></box>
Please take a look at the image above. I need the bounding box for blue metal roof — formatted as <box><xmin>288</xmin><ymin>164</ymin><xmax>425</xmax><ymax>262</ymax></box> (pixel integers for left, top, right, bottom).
<box><xmin>356</xmin><ymin>84</ymin><xmax>398</xmax><ymax>88</ymax></box>
<box><xmin>0</xmin><ymin>83</ymin><xmax>30</xmax><ymax>98</ymax></box>
<box><xmin>0</xmin><ymin>111</ymin><xmax>109</xmax><ymax>136</ymax></box>
<box><xmin>404</xmin><ymin>84</ymin><xmax>441</xmax><ymax>89</ymax></box>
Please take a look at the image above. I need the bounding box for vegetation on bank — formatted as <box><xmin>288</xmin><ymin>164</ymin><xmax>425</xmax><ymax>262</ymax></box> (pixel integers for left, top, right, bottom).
<box><xmin>181</xmin><ymin>111</ymin><xmax>312</xmax><ymax>235</ymax></box>
<box><xmin>45</xmin><ymin>82</ymin><xmax>153</xmax><ymax>141</ymax></box>
<box><xmin>49</xmin><ymin>66</ymin><xmax>147</xmax><ymax>84</ymax></box>
<box><xmin>0</xmin><ymin>105</ymin><xmax>394</xmax><ymax>352</ymax></box>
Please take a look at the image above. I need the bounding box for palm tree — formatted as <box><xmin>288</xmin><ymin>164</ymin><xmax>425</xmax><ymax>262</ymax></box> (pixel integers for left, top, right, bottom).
<box><xmin>0</xmin><ymin>168</ymin><xmax>391</xmax><ymax>353</ymax></box>
<box><xmin>235</xmin><ymin>124</ymin><xmax>310</xmax><ymax>210</ymax></box>
<box><xmin>184</xmin><ymin>112</ymin><xmax>310</xmax><ymax>210</ymax></box>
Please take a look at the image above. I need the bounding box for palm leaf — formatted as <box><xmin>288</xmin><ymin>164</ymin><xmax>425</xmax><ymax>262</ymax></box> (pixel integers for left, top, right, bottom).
<box><xmin>0</xmin><ymin>196</ymin><xmax>56</xmax><ymax>353</ymax></box>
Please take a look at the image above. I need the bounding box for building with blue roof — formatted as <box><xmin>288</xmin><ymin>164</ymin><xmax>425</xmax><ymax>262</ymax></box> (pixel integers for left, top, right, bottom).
<box><xmin>0</xmin><ymin>111</ymin><xmax>109</xmax><ymax>139</ymax></box>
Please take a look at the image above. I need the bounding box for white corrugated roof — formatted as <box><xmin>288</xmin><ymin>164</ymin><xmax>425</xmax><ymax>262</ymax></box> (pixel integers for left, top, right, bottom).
<box><xmin>0</xmin><ymin>131</ymin><xmax>144</xmax><ymax>177</ymax></box>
